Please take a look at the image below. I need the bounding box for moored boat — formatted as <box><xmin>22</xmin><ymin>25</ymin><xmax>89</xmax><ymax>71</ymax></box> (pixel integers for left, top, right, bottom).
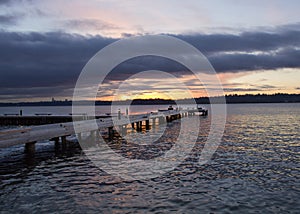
<box><xmin>158</xmin><ymin>105</ymin><xmax>174</xmax><ymax>112</ymax></box>
<box><xmin>197</xmin><ymin>105</ymin><xmax>208</xmax><ymax>116</ymax></box>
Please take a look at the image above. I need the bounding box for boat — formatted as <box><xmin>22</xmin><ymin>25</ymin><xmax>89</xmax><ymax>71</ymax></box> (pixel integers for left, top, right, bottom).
<box><xmin>158</xmin><ymin>105</ymin><xmax>174</xmax><ymax>112</ymax></box>
<box><xmin>197</xmin><ymin>105</ymin><xmax>208</xmax><ymax>116</ymax></box>
<box><xmin>168</xmin><ymin>105</ymin><xmax>174</xmax><ymax>110</ymax></box>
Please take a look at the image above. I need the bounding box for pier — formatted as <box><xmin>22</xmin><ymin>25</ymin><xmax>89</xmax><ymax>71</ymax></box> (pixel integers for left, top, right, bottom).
<box><xmin>0</xmin><ymin>115</ymin><xmax>111</xmax><ymax>126</ymax></box>
<box><xmin>0</xmin><ymin>108</ymin><xmax>206</xmax><ymax>153</ymax></box>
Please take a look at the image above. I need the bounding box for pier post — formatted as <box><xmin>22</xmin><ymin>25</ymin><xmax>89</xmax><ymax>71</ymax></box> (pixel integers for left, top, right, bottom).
<box><xmin>118</xmin><ymin>109</ymin><xmax>121</xmax><ymax>120</ymax></box>
<box><xmin>108</xmin><ymin>127</ymin><xmax>113</xmax><ymax>139</ymax></box>
<box><xmin>61</xmin><ymin>136</ymin><xmax>67</xmax><ymax>149</ymax></box>
<box><xmin>25</xmin><ymin>141</ymin><xmax>36</xmax><ymax>153</ymax></box>
<box><xmin>136</xmin><ymin>121</ymin><xmax>142</xmax><ymax>132</ymax></box>
<box><xmin>166</xmin><ymin>116</ymin><xmax>173</xmax><ymax>123</ymax></box>
<box><xmin>145</xmin><ymin>120</ymin><xmax>150</xmax><ymax>130</ymax></box>
<box><xmin>52</xmin><ymin>137</ymin><xmax>60</xmax><ymax>148</ymax></box>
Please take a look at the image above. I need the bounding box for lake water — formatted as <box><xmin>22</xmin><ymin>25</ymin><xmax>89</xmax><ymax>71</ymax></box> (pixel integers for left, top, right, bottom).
<box><xmin>0</xmin><ymin>103</ymin><xmax>299</xmax><ymax>213</ymax></box>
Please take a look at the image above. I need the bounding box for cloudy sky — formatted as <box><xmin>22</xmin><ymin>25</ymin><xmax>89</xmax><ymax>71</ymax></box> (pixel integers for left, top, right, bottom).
<box><xmin>0</xmin><ymin>0</ymin><xmax>299</xmax><ymax>102</ymax></box>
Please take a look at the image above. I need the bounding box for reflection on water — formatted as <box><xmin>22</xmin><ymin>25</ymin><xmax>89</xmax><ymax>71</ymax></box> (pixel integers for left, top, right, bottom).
<box><xmin>0</xmin><ymin>103</ymin><xmax>299</xmax><ymax>213</ymax></box>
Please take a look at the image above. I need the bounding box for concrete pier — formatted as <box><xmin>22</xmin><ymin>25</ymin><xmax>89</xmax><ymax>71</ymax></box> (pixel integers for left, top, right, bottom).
<box><xmin>0</xmin><ymin>115</ymin><xmax>112</xmax><ymax>126</ymax></box>
<box><xmin>0</xmin><ymin>108</ymin><xmax>208</xmax><ymax>152</ymax></box>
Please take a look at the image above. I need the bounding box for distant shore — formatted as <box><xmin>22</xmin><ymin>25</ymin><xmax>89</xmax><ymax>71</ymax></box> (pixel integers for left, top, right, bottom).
<box><xmin>1</xmin><ymin>93</ymin><xmax>300</xmax><ymax>106</ymax></box>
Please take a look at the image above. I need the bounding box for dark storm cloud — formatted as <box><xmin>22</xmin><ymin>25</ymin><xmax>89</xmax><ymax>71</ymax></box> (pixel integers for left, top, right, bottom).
<box><xmin>175</xmin><ymin>25</ymin><xmax>300</xmax><ymax>54</ymax></box>
<box><xmin>0</xmin><ymin>0</ymin><xmax>13</xmax><ymax>5</ymax></box>
<box><xmin>0</xmin><ymin>31</ymin><xmax>116</xmax><ymax>99</ymax></box>
<box><xmin>0</xmin><ymin>23</ymin><xmax>300</xmax><ymax>99</ymax></box>
<box><xmin>111</xmin><ymin>27</ymin><xmax>300</xmax><ymax>75</ymax></box>
<box><xmin>106</xmin><ymin>56</ymin><xmax>190</xmax><ymax>82</ymax></box>
<box><xmin>0</xmin><ymin>14</ymin><xmax>19</xmax><ymax>25</ymax></box>
<box><xmin>173</xmin><ymin>25</ymin><xmax>300</xmax><ymax>72</ymax></box>
<box><xmin>0</xmin><ymin>31</ymin><xmax>115</xmax><ymax>89</ymax></box>
<box><xmin>209</xmin><ymin>47</ymin><xmax>300</xmax><ymax>72</ymax></box>
<box><xmin>0</xmin><ymin>0</ymin><xmax>29</xmax><ymax>5</ymax></box>
<box><xmin>0</xmin><ymin>86</ymin><xmax>72</xmax><ymax>99</ymax></box>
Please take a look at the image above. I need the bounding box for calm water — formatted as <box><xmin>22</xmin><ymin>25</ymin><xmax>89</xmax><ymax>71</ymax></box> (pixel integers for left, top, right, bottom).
<box><xmin>0</xmin><ymin>103</ymin><xmax>299</xmax><ymax>213</ymax></box>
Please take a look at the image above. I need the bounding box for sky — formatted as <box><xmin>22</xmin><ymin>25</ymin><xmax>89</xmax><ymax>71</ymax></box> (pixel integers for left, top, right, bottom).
<box><xmin>0</xmin><ymin>0</ymin><xmax>299</xmax><ymax>102</ymax></box>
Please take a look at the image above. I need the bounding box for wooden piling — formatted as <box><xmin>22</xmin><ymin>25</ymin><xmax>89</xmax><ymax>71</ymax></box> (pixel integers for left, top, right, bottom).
<box><xmin>25</xmin><ymin>141</ymin><xmax>36</xmax><ymax>153</ymax></box>
<box><xmin>108</xmin><ymin>127</ymin><xmax>113</xmax><ymax>139</ymax></box>
<box><xmin>118</xmin><ymin>109</ymin><xmax>121</xmax><ymax>120</ymax></box>
<box><xmin>61</xmin><ymin>136</ymin><xmax>67</xmax><ymax>149</ymax></box>
<box><xmin>136</xmin><ymin>121</ymin><xmax>142</xmax><ymax>132</ymax></box>
<box><xmin>145</xmin><ymin>120</ymin><xmax>150</xmax><ymax>130</ymax></box>
<box><xmin>50</xmin><ymin>137</ymin><xmax>60</xmax><ymax>148</ymax></box>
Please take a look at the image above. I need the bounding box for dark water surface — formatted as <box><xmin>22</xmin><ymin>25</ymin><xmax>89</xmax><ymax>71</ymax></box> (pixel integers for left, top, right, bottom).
<box><xmin>0</xmin><ymin>104</ymin><xmax>299</xmax><ymax>213</ymax></box>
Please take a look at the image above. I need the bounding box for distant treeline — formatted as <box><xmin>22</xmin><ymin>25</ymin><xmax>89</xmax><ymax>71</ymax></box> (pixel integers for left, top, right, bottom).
<box><xmin>1</xmin><ymin>93</ymin><xmax>300</xmax><ymax>106</ymax></box>
<box><xmin>218</xmin><ymin>93</ymin><xmax>300</xmax><ymax>104</ymax></box>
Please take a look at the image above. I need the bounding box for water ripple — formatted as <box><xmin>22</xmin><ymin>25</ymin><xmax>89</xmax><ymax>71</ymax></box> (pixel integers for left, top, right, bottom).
<box><xmin>0</xmin><ymin>103</ymin><xmax>299</xmax><ymax>213</ymax></box>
